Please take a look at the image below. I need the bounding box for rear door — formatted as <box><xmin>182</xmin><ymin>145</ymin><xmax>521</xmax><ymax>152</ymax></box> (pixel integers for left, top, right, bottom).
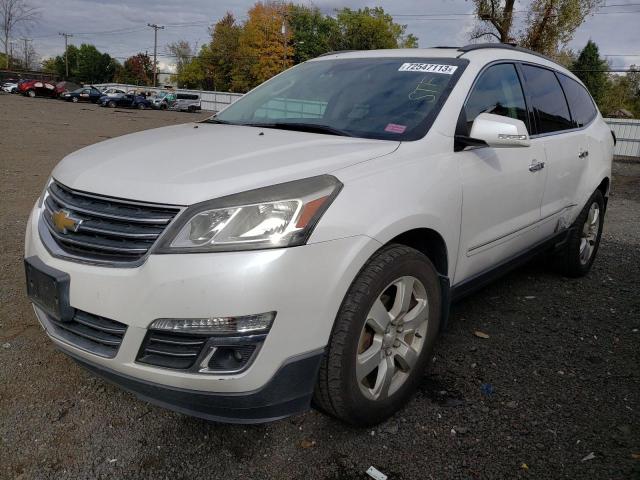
<box><xmin>520</xmin><ymin>65</ymin><xmax>586</xmax><ymax>237</ymax></box>
<box><xmin>455</xmin><ymin>63</ymin><xmax>547</xmax><ymax>283</ymax></box>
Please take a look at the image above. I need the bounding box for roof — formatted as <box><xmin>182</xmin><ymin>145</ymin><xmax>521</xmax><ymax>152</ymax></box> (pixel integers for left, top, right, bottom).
<box><xmin>312</xmin><ymin>43</ymin><xmax>577</xmax><ymax>82</ymax></box>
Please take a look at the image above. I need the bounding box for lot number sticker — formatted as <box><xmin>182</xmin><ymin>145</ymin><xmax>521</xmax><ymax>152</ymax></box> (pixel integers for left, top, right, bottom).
<box><xmin>398</xmin><ymin>63</ymin><xmax>458</xmax><ymax>74</ymax></box>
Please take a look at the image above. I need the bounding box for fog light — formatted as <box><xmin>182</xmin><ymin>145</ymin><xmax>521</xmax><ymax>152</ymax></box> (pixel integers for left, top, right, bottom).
<box><xmin>150</xmin><ymin>312</ymin><xmax>275</xmax><ymax>335</ymax></box>
<box><xmin>204</xmin><ymin>345</ymin><xmax>257</xmax><ymax>372</ymax></box>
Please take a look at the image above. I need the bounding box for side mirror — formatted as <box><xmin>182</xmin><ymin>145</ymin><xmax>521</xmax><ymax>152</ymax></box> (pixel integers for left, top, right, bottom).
<box><xmin>468</xmin><ymin>113</ymin><xmax>530</xmax><ymax>148</ymax></box>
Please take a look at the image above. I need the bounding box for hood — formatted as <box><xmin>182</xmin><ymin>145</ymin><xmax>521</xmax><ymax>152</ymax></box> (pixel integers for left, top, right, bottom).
<box><xmin>53</xmin><ymin>123</ymin><xmax>399</xmax><ymax>205</ymax></box>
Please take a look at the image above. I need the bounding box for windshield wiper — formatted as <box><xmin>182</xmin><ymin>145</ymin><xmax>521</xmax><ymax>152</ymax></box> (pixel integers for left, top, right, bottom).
<box><xmin>201</xmin><ymin>118</ymin><xmax>235</xmax><ymax>125</ymax></box>
<box><xmin>245</xmin><ymin>122</ymin><xmax>353</xmax><ymax>137</ymax></box>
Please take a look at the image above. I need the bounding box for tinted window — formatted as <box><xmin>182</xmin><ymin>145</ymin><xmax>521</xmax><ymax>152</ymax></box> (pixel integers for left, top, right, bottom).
<box><xmin>464</xmin><ymin>63</ymin><xmax>528</xmax><ymax>132</ymax></box>
<box><xmin>558</xmin><ymin>74</ymin><xmax>597</xmax><ymax>127</ymax></box>
<box><xmin>521</xmin><ymin>65</ymin><xmax>572</xmax><ymax>134</ymax></box>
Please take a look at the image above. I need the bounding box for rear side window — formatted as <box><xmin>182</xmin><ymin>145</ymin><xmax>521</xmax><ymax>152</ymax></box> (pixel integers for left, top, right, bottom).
<box><xmin>521</xmin><ymin>65</ymin><xmax>572</xmax><ymax>134</ymax></box>
<box><xmin>557</xmin><ymin>74</ymin><xmax>597</xmax><ymax>127</ymax></box>
<box><xmin>464</xmin><ymin>63</ymin><xmax>528</xmax><ymax>132</ymax></box>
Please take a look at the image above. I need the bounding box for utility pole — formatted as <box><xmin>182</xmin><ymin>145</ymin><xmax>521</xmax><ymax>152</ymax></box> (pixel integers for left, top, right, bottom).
<box><xmin>9</xmin><ymin>41</ymin><xmax>15</xmax><ymax>69</ymax></box>
<box><xmin>21</xmin><ymin>38</ymin><xmax>31</xmax><ymax>70</ymax></box>
<box><xmin>59</xmin><ymin>32</ymin><xmax>73</xmax><ymax>78</ymax></box>
<box><xmin>147</xmin><ymin>23</ymin><xmax>164</xmax><ymax>87</ymax></box>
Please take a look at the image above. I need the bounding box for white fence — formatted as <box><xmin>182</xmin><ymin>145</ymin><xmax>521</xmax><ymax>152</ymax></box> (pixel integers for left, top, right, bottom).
<box><xmin>604</xmin><ymin>118</ymin><xmax>640</xmax><ymax>159</ymax></box>
<box><xmin>92</xmin><ymin>84</ymin><xmax>244</xmax><ymax>113</ymax></box>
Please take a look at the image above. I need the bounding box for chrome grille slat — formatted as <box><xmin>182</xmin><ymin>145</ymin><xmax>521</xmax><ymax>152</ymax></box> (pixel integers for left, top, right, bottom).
<box><xmin>44</xmin><ymin>197</ymin><xmax>164</xmax><ymax>239</ymax></box>
<box><xmin>41</xmin><ymin>181</ymin><xmax>181</xmax><ymax>264</ymax></box>
<box><xmin>47</xmin><ymin>185</ymin><xmax>175</xmax><ymax>225</ymax></box>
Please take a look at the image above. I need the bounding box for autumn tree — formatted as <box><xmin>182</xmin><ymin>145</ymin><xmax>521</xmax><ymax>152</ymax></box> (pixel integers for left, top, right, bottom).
<box><xmin>1</xmin><ymin>0</ymin><xmax>38</xmax><ymax>68</ymax></box>
<box><xmin>232</xmin><ymin>2</ymin><xmax>292</xmax><ymax>92</ymax></box>
<box><xmin>116</xmin><ymin>53</ymin><xmax>153</xmax><ymax>85</ymax></box>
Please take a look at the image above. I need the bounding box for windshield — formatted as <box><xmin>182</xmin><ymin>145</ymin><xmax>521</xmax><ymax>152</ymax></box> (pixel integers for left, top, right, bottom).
<box><xmin>214</xmin><ymin>57</ymin><xmax>466</xmax><ymax>140</ymax></box>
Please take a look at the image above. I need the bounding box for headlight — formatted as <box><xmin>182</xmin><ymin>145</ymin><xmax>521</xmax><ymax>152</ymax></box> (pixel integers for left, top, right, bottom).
<box><xmin>156</xmin><ymin>175</ymin><xmax>342</xmax><ymax>253</ymax></box>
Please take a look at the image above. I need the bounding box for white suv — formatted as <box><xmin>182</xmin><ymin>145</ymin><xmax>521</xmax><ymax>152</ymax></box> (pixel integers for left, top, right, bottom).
<box><xmin>24</xmin><ymin>44</ymin><xmax>613</xmax><ymax>426</ymax></box>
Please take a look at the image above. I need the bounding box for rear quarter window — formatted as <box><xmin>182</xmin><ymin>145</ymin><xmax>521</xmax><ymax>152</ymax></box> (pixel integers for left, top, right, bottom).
<box><xmin>557</xmin><ymin>74</ymin><xmax>597</xmax><ymax>127</ymax></box>
<box><xmin>521</xmin><ymin>64</ymin><xmax>573</xmax><ymax>134</ymax></box>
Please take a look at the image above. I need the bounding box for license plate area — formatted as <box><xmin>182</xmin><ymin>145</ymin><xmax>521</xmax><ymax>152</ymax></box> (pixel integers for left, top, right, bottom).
<box><xmin>24</xmin><ymin>257</ymin><xmax>74</xmax><ymax>321</ymax></box>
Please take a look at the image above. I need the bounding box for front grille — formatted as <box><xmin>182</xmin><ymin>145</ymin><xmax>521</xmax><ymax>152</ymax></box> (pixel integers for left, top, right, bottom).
<box><xmin>41</xmin><ymin>181</ymin><xmax>181</xmax><ymax>264</ymax></box>
<box><xmin>45</xmin><ymin>309</ymin><xmax>127</xmax><ymax>358</ymax></box>
<box><xmin>137</xmin><ymin>331</ymin><xmax>208</xmax><ymax>370</ymax></box>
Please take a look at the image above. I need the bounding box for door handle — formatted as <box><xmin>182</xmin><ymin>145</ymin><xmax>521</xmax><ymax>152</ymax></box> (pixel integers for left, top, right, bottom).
<box><xmin>578</xmin><ymin>150</ymin><xmax>589</xmax><ymax>159</ymax></box>
<box><xmin>528</xmin><ymin>160</ymin><xmax>545</xmax><ymax>172</ymax></box>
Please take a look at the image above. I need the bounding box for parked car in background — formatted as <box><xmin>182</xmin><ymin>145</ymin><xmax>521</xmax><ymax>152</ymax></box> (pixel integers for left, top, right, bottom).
<box><xmin>24</xmin><ymin>44</ymin><xmax>613</xmax><ymax>426</ymax></box>
<box><xmin>19</xmin><ymin>80</ymin><xmax>57</xmax><ymax>98</ymax></box>
<box><xmin>2</xmin><ymin>81</ymin><xmax>18</xmax><ymax>93</ymax></box>
<box><xmin>55</xmin><ymin>81</ymin><xmax>81</xmax><ymax>98</ymax></box>
<box><xmin>62</xmin><ymin>86</ymin><xmax>103</xmax><ymax>103</ymax></box>
<box><xmin>152</xmin><ymin>91</ymin><xmax>201</xmax><ymax>112</ymax></box>
<box><xmin>98</xmin><ymin>93</ymin><xmax>152</xmax><ymax>109</ymax></box>
<box><xmin>101</xmin><ymin>87</ymin><xmax>127</xmax><ymax>97</ymax></box>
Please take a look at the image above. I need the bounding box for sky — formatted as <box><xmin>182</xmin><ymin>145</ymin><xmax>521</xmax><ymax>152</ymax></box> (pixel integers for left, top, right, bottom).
<box><xmin>16</xmin><ymin>0</ymin><xmax>640</xmax><ymax>72</ymax></box>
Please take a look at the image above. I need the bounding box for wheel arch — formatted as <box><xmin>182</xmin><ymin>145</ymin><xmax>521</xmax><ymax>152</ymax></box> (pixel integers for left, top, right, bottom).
<box><xmin>386</xmin><ymin>228</ymin><xmax>449</xmax><ymax>278</ymax></box>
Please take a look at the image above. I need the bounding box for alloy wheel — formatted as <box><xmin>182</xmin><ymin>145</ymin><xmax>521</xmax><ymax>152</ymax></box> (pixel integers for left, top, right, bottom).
<box><xmin>356</xmin><ymin>276</ymin><xmax>429</xmax><ymax>401</ymax></box>
<box><xmin>579</xmin><ymin>201</ymin><xmax>600</xmax><ymax>265</ymax></box>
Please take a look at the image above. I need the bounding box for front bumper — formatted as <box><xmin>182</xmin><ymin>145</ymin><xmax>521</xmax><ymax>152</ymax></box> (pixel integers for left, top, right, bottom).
<box><xmin>25</xmin><ymin>203</ymin><xmax>381</xmax><ymax>418</ymax></box>
<box><xmin>69</xmin><ymin>347</ymin><xmax>324</xmax><ymax>423</ymax></box>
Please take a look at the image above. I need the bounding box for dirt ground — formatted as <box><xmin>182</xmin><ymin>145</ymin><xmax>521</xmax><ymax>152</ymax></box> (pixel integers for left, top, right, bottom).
<box><xmin>1</xmin><ymin>93</ymin><xmax>638</xmax><ymax>480</ymax></box>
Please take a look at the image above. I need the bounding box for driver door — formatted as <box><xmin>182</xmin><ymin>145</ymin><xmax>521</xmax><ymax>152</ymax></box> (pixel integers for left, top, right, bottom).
<box><xmin>454</xmin><ymin>63</ymin><xmax>547</xmax><ymax>284</ymax></box>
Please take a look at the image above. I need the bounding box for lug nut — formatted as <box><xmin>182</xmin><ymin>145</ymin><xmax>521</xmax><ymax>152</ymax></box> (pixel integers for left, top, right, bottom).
<box><xmin>393</xmin><ymin>340</ymin><xmax>401</xmax><ymax>348</ymax></box>
<box><xmin>385</xmin><ymin>348</ymin><xmax>393</xmax><ymax>356</ymax></box>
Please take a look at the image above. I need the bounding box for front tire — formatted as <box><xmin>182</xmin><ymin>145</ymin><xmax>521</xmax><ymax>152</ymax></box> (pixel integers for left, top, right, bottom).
<box><xmin>559</xmin><ymin>189</ymin><xmax>605</xmax><ymax>277</ymax></box>
<box><xmin>313</xmin><ymin>244</ymin><xmax>441</xmax><ymax>426</ymax></box>
<box><xmin>27</xmin><ymin>90</ymin><xmax>35</xmax><ymax>98</ymax></box>
<box><xmin>71</xmin><ymin>96</ymin><xmax>78</xmax><ymax>103</ymax></box>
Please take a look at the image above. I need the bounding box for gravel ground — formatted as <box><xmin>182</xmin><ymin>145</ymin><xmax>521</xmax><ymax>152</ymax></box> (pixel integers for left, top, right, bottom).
<box><xmin>1</xmin><ymin>93</ymin><xmax>638</xmax><ymax>480</ymax></box>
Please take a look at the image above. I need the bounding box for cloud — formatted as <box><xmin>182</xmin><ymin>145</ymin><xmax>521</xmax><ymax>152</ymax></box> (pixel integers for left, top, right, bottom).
<box><xmin>25</xmin><ymin>0</ymin><xmax>639</xmax><ymax>69</ymax></box>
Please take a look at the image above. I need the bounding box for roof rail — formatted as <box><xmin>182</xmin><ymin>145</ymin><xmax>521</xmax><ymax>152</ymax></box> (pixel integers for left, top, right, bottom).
<box><xmin>317</xmin><ymin>50</ymin><xmax>358</xmax><ymax>57</ymax></box>
<box><xmin>457</xmin><ymin>42</ymin><xmax>562</xmax><ymax>67</ymax></box>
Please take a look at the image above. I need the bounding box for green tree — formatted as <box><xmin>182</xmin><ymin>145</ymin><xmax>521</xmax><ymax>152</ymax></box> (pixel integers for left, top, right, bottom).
<box><xmin>571</xmin><ymin>40</ymin><xmax>608</xmax><ymax>106</ymax></box>
<box><xmin>200</xmin><ymin>12</ymin><xmax>241</xmax><ymax>91</ymax></box>
<box><xmin>471</xmin><ymin>0</ymin><xmax>601</xmax><ymax>55</ymax></box>
<box><xmin>600</xmin><ymin>66</ymin><xmax>640</xmax><ymax>117</ymax></box>
<box><xmin>288</xmin><ymin>5</ymin><xmax>340</xmax><ymax>63</ymax></box>
<box><xmin>76</xmin><ymin>44</ymin><xmax>117</xmax><ymax>83</ymax></box>
<box><xmin>335</xmin><ymin>7</ymin><xmax>417</xmax><ymax>50</ymax></box>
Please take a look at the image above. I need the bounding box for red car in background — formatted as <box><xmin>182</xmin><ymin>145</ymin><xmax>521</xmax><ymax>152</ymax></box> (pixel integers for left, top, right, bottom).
<box><xmin>18</xmin><ymin>80</ymin><xmax>57</xmax><ymax>98</ymax></box>
<box><xmin>55</xmin><ymin>81</ymin><xmax>80</xmax><ymax>97</ymax></box>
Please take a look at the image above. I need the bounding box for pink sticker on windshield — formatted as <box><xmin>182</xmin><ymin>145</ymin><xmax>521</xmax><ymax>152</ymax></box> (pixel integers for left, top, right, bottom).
<box><xmin>385</xmin><ymin>123</ymin><xmax>407</xmax><ymax>134</ymax></box>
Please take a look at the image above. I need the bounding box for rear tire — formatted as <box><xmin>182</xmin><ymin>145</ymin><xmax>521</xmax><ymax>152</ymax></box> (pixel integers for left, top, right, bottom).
<box><xmin>137</xmin><ymin>103</ymin><xmax>146</xmax><ymax>110</ymax></box>
<box><xmin>27</xmin><ymin>90</ymin><xmax>35</xmax><ymax>98</ymax></box>
<box><xmin>557</xmin><ymin>189</ymin><xmax>605</xmax><ymax>277</ymax></box>
<box><xmin>108</xmin><ymin>100</ymin><xmax>116</xmax><ymax>108</ymax></box>
<box><xmin>71</xmin><ymin>96</ymin><xmax>78</xmax><ymax>103</ymax></box>
<box><xmin>313</xmin><ymin>244</ymin><xmax>441</xmax><ymax>426</ymax></box>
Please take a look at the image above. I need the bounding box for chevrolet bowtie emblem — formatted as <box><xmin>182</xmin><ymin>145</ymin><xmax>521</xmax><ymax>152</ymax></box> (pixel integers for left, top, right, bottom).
<box><xmin>52</xmin><ymin>209</ymin><xmax>82</xmax><ymax>234</ymax></box>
